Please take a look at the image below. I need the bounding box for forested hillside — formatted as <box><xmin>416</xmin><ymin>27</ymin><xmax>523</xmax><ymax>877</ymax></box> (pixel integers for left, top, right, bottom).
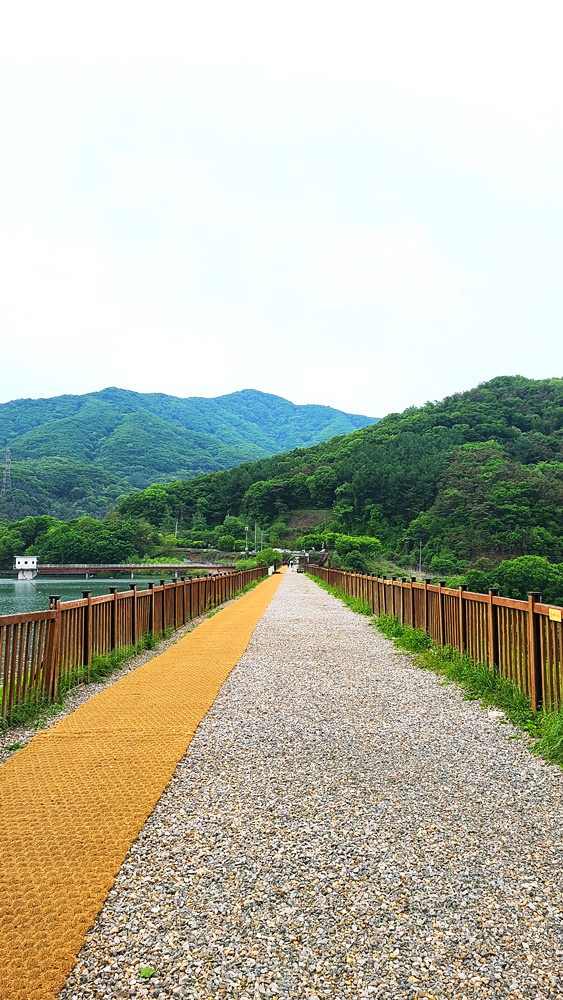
<box><xmin>117</xmin><ymin>376</ymin><xmax>563</xmax><ymax>588</ymax></box>
<box><xmin>0</xmin><ymin>387</ymin><xmax>377</xmax><ymax>519</ymax></box>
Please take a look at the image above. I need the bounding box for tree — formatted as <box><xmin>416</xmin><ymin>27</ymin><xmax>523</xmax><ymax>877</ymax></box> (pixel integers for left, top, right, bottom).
<box><xmin>341</xmin><ymin>551</ymin><xmax>370</xmax><ymax>573</ymax></box>
<box><xmin>216</xmin><ymin>534</ymin><xmax>236</xmax><ymax>552</ymax></box>
<box><xmin>306</xmin><ymin>466</ymin><xmax>338</xmax><ymax>506</ymax></box>
<box><xmin>31</xmin><ymin>516</ymin><xmax>154</xmax><ymax>563</ymax></box>
<box><xmin>494</xmin><ymin>556</ymin><xmax>563</xmax><ymax>605</ymax></box>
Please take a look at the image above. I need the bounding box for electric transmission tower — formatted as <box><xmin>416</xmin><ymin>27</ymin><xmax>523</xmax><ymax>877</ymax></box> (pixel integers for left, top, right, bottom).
<box><xmin>2</xmin><ymin>447</ymin><xmax>12</xmax><ymax>498</ymax></box>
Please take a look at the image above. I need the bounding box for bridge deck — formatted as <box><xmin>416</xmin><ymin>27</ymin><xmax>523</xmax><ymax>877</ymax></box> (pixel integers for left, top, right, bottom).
<box><xmin>33</xmin><ymin>562</ymin><xmax>235</xmax><ymax>575</ymax></box>
<box><xmin>3</xmin><ymin>572</ymin><xmax>563</xmax><ymax>999</ymax></box>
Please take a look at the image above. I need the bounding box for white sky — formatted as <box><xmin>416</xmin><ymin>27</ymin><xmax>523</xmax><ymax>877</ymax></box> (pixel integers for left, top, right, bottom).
<box><xmin>1</xmin><ymin>0</ymin><xmax>562</xmax><ymax>418</ymax></box>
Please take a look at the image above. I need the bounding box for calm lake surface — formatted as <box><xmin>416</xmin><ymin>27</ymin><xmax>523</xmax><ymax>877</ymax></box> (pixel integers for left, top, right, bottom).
<box><xmin>0</xmin><ymin>577</ymin><xmax>179</xmax><ymax>616</ymax></box>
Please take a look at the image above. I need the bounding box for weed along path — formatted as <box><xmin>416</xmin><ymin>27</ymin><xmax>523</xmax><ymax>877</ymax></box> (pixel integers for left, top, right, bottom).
<box><xmin>0</xmin><ymin>571</ymin><xmax>283</xmax><ymax>1000</ymax></box>
<box><xmin>58</xmin><ymin>572</ymin><xmax>563</xmax><ymax>1000</ymax></box>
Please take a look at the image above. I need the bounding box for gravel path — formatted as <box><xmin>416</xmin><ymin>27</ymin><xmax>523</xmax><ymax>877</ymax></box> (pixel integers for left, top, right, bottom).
<box><xmin>60</xmin><ymin>572</ymin><xmax>563</xmax><ymax>1000</ymax></box>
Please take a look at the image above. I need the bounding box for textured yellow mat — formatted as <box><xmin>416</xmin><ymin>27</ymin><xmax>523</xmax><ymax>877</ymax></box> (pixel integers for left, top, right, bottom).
<box><xmin>0</xmin><ymin>572</ymin><xmax>283</xmax><ymax>1000</ymax></box>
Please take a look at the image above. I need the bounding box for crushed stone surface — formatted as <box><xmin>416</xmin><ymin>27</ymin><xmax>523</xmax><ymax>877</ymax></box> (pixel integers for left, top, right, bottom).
<box><xmin>60</xmin><ymin>572</ymin><xmax>563</xmax><ymax>1000</ymax></box>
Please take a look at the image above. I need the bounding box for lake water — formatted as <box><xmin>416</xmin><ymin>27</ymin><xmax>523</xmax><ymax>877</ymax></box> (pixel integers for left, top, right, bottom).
<box><xmin>0</xmin><ymin>577</ymin><xmax>180</xmax><ymax>616</ymax></box>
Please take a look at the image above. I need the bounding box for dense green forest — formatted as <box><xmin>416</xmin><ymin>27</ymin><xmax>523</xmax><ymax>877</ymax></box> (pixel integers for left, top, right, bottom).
<box><xmin>0</xmin><ymin>515</ymin><xmax>158</xmax><ymax>565</ymax></box>
<box><xmin>0</xmin><ymin>387</ymin><xmax>377</xmax><ymax>520</ymax></box>
<box><xmin>2</xmin><ymin>376</ymin><xmax>562</xmax><ymax>603</ymax></box>
<box><xmin>114</xmin><ymin>375</ymin><xmax>563</xmax><ymax>601</ymax></box>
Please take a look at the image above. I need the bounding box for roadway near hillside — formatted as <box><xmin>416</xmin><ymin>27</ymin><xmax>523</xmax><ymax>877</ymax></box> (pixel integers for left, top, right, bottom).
<box><xmin>58</xmin><ymin>571</ymin><xmax>563</xmax><ymax>1000</ymax></box>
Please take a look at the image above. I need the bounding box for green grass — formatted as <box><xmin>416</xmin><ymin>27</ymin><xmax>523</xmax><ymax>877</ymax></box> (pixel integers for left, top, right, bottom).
<box><xmin>377</xmin><ymin>613</ymin><xmax>536</xmax><ymax>729</ymax></box>
<box><xmin>532</xmin><ymin>712</ymin><xmax>563</xmax><ymax>766</ymax></box>
<box><xmin>89</xmin><ymin>645</ymin><xmax>136</xmax><ymax>683</ymax></box>
<box><xmin>306</xmin><ymin>574</ymin><xmax>373</xmax><ymax>617</ymax></box>
<box><xmin>1</xmin><ymin>691</ymin><xmax>61</xmax><ymax>732</ymax></box>
<box><xmin>139</xmin><ymin>967</ymin><xmax>156</xmax><ymax>979</ymax></box>
<box><xmin>308</xmin><ymin>574</ymin><xmax>563</xmax><ymax>769</ymax></box>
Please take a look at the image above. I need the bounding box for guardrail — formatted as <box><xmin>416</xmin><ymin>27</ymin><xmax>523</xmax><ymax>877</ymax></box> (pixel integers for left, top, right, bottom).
<box><xmin>0</xmin><ymin>568</ymin><xmax>266</xmax><ymax>721</ymax></box>
<box><xmin>308</xmin><ymin>567</ymin><xmax>563</xmax><ymax>711</ymax></box>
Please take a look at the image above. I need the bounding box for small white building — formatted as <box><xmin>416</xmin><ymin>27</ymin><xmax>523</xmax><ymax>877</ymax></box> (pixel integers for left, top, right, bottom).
<box><xmin>15</xmin><ymin>556</ymin><xmax>38</xmax><ymax>580</ymax></box>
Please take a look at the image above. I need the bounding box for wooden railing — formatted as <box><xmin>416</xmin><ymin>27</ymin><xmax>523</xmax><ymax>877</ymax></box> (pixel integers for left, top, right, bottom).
<box><xmin>0</xmin><ymin>568</ymin><xmax>266</xmax><ymax>721</ymax></box>
<box><xmin>308</xmin><ymin>567</ymin><xmax>563</xmax><ymax>712</ymax></box>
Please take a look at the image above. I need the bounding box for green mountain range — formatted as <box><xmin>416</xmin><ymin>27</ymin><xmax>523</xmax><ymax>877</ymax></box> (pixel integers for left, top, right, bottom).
<box><xmin>0</xmin><ymin>387</ymin><xmax>378</xmax><ymax>519</ymax></box>
<box><xmin>117</xmin><ymin>375</ymin><xmax>563</xmax><ymax>582</ymax></box>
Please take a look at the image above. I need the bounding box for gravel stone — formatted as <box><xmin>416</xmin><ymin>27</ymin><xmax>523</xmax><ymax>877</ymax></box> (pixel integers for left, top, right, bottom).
<box><xmin>59</xmin><ymin>572</ymin><xmax>563</xmax><ymax>999</ymax></box>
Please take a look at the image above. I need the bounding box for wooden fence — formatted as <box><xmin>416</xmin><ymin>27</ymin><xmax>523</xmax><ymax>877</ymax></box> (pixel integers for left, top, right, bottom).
<box><xmin>0</xmin><ymin>568</ymin><xmax>266</xmax><ymax>721</ymax></box>
<box><xmin>308</xmin><ymin>567</ymin><xmax>563</xmax><ymax>712</ymax></box>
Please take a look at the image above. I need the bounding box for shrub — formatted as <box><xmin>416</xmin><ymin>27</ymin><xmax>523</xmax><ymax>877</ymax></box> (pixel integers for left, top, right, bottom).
<box><xmin>341</xmin><ymin>551</ymin><xmax>369</xmax><ymax>573</ymax></box>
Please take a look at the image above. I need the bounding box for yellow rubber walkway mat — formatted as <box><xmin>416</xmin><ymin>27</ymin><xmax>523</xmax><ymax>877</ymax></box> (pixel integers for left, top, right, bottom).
<box><xmin>0</xmin><ymin>571</ymin><xmax>283</xmax><ymax>1000</ymax></box>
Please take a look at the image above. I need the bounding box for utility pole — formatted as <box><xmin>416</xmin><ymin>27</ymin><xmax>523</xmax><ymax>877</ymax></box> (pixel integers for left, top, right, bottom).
<box><xmin>2</xmin><ymin>447</ymin><xmax>12</xmax><ymax>499</ymax></box>
<box><xmin>418</xmin><ymin>539</ymin><xmax>422</xmax><ymax>575</ymax></box>
<box><xmin>245</xmin><ymin>525</ymin><xmax>249</xmax><ymax>554</ymax></box>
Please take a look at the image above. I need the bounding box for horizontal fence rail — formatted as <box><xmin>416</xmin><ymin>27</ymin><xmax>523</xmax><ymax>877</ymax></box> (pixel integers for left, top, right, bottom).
<box><xmin>0</xmin><ymin>568</ymin><xmax>267</xmax><ymax>721</ymax></box>
<box><xmin>309</xmin><ymin>567</ymin><xmax>563</xmax><ymax>712</ymax></box>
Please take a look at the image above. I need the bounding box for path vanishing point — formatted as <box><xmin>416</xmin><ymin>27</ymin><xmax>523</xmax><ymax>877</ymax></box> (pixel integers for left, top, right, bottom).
<box><xmin>1</xmin><ymin>570</ymin><xmax>562</xmax><ymax>1000</ymax></box>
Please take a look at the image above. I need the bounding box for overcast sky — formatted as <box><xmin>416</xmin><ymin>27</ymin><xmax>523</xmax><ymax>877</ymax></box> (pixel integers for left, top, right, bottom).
<box><xmin>1</xmin><ymin>1</ymin><xmax>562</xmax><ymax>418</ymax></box>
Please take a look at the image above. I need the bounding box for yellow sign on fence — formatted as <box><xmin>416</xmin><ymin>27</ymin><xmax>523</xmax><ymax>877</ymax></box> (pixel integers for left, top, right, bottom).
<box><xmin>548</xmin><ymin>608</ymin><xmax>562</xmax><ymax>622</ymax></box>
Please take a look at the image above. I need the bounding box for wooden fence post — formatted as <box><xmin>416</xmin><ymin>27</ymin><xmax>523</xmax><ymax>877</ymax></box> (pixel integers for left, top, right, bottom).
<box><xmin>109</xmin><ymin>588</ymin><xmax>118</xmax><ymax>650</ymax></box>
<box><xmin>527</xmin><ymin>592</ymin><xmax>543</xmax><ymax>711</ymax></box>
<box><xmin>129</xmin><ymin>584</ymin><xmax>137</xmax><ymax>645</ymax></box>
<box><xmin>180</xmin><ymin>577</ymin><xmax>186</xmax><ymax>625</ymax></box>
<box><xmin>148</xmin><ymin>583</ymin><xmax>155</xmax><ymax>635</ymax></box>
<box><xmin>458</xmin><ymin>584</ymin><xmax>467</xmax><ymax>655</ymax></box>
<box><xmin>160</xmin><ymin>580</ymin><xmax>166</xmax><ymax>633</ymax></box>
<box><xmin>45</xmin><ymin>596</ymin><xmax>61</xmax><ymax>698</ymax></box>
<box><xmin>423</xmin><ymin>580</ymin><xmax>429</xmax><ymax>633</ymax></box>
<box><xmin>438</xmin><ymin>582</ymin><xmax>446</xmax><ymax>647</ymax></box>
<box><xmin>410</xmin><ymin>578</ymin><xmax>417</xmax><ymax>628</ymax></box>
<box><xmin>487</xmin><ymin>588</ymin><xmax>499</xmax><ymax>673</ymax></box>
<box><xmin>82</xmin><ymin>591</ymin><xmax>92</xmax><ymax>679</ymax></box>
